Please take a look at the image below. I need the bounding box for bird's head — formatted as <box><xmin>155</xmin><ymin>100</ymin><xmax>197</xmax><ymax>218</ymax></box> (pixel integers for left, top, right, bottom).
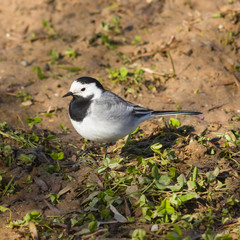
<box><xmin>63</xmin><ymin>77</ymin><xmax>104</xmax><ymax>99</ymax></box>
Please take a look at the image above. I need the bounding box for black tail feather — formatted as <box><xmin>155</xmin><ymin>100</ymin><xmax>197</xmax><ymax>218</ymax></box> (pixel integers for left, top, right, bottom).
<box><xmin>152</xmin><ymin>111</ymin><xmax>202</xmax><ymax>116</ymax></box>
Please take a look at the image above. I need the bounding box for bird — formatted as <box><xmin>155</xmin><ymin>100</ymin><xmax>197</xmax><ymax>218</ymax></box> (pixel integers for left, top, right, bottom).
<box><xmin>63</xmin><ymin>76</ymin><xmax>201</xmax><ymax>149</ymax></box>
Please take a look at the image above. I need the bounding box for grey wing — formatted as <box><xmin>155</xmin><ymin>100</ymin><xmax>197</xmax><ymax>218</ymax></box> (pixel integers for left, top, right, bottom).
<box><xmin>92</xmin><ymin>90</ymin><xmax>136</xmax><ymax>120</ymax></box>
<box><xmin>96</xmin><ymin>91</ymin><xmax>153</xmax><ymax>120</ymax></box>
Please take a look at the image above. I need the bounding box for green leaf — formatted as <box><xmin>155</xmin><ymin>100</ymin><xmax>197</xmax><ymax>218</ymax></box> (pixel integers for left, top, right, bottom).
<box><xmin>213</xmin><ymin>13</ymin><xmax>224</xmax><ymax>18</ymax></box>
<box><xmin>168</xmin><ymin>174</ymin><xmax>185</xmax><ymax>191</ymax></box>
<box><xmin>166</xmin><ymin>231</ymin><xmax>182</xmax><ymax>240</ymax></box>
<box><xmin>169</xmin><ymin>118</ymin><xmax>181</xmax><ymax>128</ymax></box>
<box><xmin>59</xmin><ymin>124</ymin><xmax>69</xmax><ymax>132</ymax></box>
<box><xmin>156</xmin><ymin>175</ymin><xmax>172</xmax><ymax>190</ymax></box>
<box><xmin>135</xmin><ymin>35</ymin><xmax>142</xmax><ymax>42</ymax></box>
<box><xmin>2</xmin><ymin>176</ymin><xmax>15</xmax><ymax>197</ymax></box>
<box><xmin>108</xmin><ymin>159</ymin><xmax>121</xmax><ymax>169</ymax></box>
<box><xmin>57</xmin><ymin>152</ymin><xmax>64</xmax><ymax>160</ymax></box>
<box><xmin>32</xmin><ymin>66</ymin><xmax>47</xmax><ymax>80</ymax></box>
<box><xmin>19</xmin><ymin>154</ymin><xmax>36</xmax><ymax>164</ymax></box>
<box><xmin>50</xmin><ymin>152</ymin><xmax>58</xmax><ymax>160</ymax></box>
<box><xmin>64</xmin><ymin>47</ymin><xmax>77</xmax><ymax>58</ymax></box>
<box><xmin>88</xmin><ymin>220</ymin><xmax>98</xmax><ymax>232</ymax></box>
<box><xmin>25</xmin><ymin>117</ymin><xmax>42</xmax><ymax>129</ymax></box>
<box><xmin>139</xmin><ymin>195</ymin><xmax>147</xmax><ymax>207</ymax></box>
<box><xmin>187</xmin><ymin>180</ymin><xmax>198</xmax><ymax>190</ymax></box>
<box><xmin>168</xmin><ymin>185</ymin><xmax>182</xmax><ymax>192</ymax></box>
<box><xmin>151</xmin><ymin>165</ymin><xmax>159</xmax><ymax>180</ymax></box>
<box><xmin>109</xmin><ymin>68</ymin><xmax>118</xmax><ymax>77</ymax></box>
<box><xmin>159</xmin><ymin>175</ymin><xmax>172</xmax><ymax>185</ymax></box>
<box><xmin>150</xmin><ymin>142</ymin><xmax>163</xmax><ymax>154</ymax></box>
<box><xmin>23</xmin><ymin>211</ymin><xmax>42</xmax><ymax>225</ymax></box>
<box><xmin>156</xmin><ymin>199</ymin><xmax>175</xmax><ymax>215</ymax></box>
<box><xmin>82</xmin><ymin>191</ymin><xmax>100</xmax><ymax>204</ymax></box>
<box><xmin>50</xmin><ymin>193</ymin><xmax>60</xmax><ymax>204</ymax></box>
<box><xmin>177</xmin><ymin>174</ymin><xmax>186</xmax><ymax>186</ymax></box>
<box><xmin>0</xmin><ymin>206</ymin><xmax>9</xmax><ymax>212</ymax></box>
<box><xmin>173</xmin><ymin>224</ymin><xmax>182</xmax><ymax>235</ymax></box>
<box><xmin>132</xmin><ymin>229</ymin><xmax>146</xmax><ymax>240</ymax></box>
<box><xmin>178</xmin><ymin>192</ymin><xmax>199</xmax><ymax>202</ymax></box>
<box><xmin>33</xmin><ymin>117</ymin><xmax>42</xmax><ymax>123</ymax></box>
<box><xmin>169</xmin><ymin>193</ymin><xmax>182</xmax><ymax>206</ymax></box>
<box><xmin>168</xmin><ymin>168</ymin><xmax>176</xmax><ymax>178</ymax></box>
<box><xmin>120</xmin><ymin>67</ymin><xmax>128</xmax><ymax>77</ymax></box>
<box><xmin>42</xmin><ymin>19</ymin><xmax>51</xmax><ymax>28</ymax></box>
<box><xmin>156</xmin><ymin>181</ymin><xmax>167</xmax><ymax>190</ymax></box>
<box><xmin>49</xmin><ymin>49</ymin><xmax>59</xmax><ymax>61</ymax></box>
<box><xmin>0</xmin><ymin>121</ymin><xmax>7</xmax><ymax>130</ymax></box>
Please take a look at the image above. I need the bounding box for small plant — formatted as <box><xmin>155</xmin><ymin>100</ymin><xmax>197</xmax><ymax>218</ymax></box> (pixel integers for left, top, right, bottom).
<box><xmin>131</xmin><ymin>35</ymin><xmax>142</xmax><ymax>45</ymax></box>
<box><xmin>109</xmin><ymin>67</ymin><xmax>128</xmax><ymax>82</ymax></box>
<box><xmin>42</xmin><ymin>19</ymin><xmax>58</xmax><ymax>38</ymax></box>
<box><xmin>111</xmin><ymin>15</ymin><xmax>121</xmax><ymax>34</ymax></box>
<box><xmin>32</xmin><ymin>66</ymin><xmax>47</xmax><ymax>80</ymax></box>
<box><xmin>101</xmin><ymin>15</ymin><xmax>122</xmax><ymax>34</ymax></box>
<box><xmin>169</xmin><ymin>118</ymin><xmax>181</xmax><ymax>128</ymax></box>
<box><xmin>49</xmin><ymin>49</ymin><xmax>60</xmax><ymax>62</ymax></box>
<box><xmin>0</xmin><ymin>206</ymin><xmax>12</xmax><ymax>222</ymax></box>
<box><xmin>64</xmin><ymin>47</ymin><xmax>77</xmax><ymax>58</ymax></box>
<box><xmin>16</xmin><ymin>91</ymin><xmax>32</xmax><ymax>102</ymax></box>
<box><xmin>18</xmin><ymin>153</ymin><xmax>36</xmax><ymax>165</ymax></box>
<box><xmin>50</xmin><ymin>151</ymin><xmax>64</xmax><ymax>171</ymax></box>
<box><xmin>10</xmin><ymin>211</ymin><xmax>42</xmax><ymax>228</ymax></box>
<box><xmin>50</xmin><ymin>193</ymin><xmax>60</xmax><ymax>204</ymax></box>
<box><xmin>101</xmin><ymin>34</ymin><xmax>116</xmax><ymax>49</ymax></box>
<box><xmin>25</xmin><ymin>116</ymin><xmax>42</xmax><ymax>129</ymax></box>
<box><xmin>59</xmin><ymin>123</ymin><xmax>69</xmax><ymax>132</ymax></box>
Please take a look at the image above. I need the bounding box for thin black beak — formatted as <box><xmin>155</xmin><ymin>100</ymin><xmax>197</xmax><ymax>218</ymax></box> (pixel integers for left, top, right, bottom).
<box><xmin>62</xmin><ymin>91</ymin><xmax>73</xmax><ymax>98</ymax></box>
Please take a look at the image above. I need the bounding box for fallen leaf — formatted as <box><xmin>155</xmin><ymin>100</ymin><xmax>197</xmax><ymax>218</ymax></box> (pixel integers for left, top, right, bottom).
<box><xmin>29</xmin><ymin>221</ymin><xmax>38</xmax><ymax>240</ymax></box>
<box><xmin>34</xmin><ymin>176</ymin><xmax>48</xmax><ymax>191</ymax></box>
<box><xmin>109</xmin><ymin>204</ymin><xmax>127</xmax><ymax>223</ymax></box>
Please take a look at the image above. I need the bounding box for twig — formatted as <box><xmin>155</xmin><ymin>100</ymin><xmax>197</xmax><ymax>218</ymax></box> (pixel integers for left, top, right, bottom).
<box><xmin>75</xmin><ymin>228</ymin><xmax>108</xmax><ymax>238</ymax></box>
<box><xmin>141</xmin><ymin>67</ymin><xmax>166</xmax><ymax>76</ymax></box>
<box><xmin>131</xmin><ymin>51</ymin><xmax>156</xmax><ymax>61</ymax></box>
<box><xmin>208</xmin><ymin>103</ymin><xmax>226</xmax><ymax>112</ymax></box>
<box><xmin>233</xmin><ymin>72</ymin><xmax>240</xmax><ymax>87</ymax></box>
<box><xmin>215</xmin><ymin>81</ymin><xmax>236</xmax><ymax>86</ymax></box>
<box><xmin>168</xmin><ymin>50</ymin><xmax>176</xmax><ymax>77</ymax></box>
<box><xmin>146</xmin><ymin>230</ymin><xmax>165</xmax><ymax>239</ymax></box>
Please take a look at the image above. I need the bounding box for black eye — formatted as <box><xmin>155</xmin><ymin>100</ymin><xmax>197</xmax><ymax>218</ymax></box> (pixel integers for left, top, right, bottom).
<box><xmin>81</xmin><ymin>88</ymin><xmax>86</xmax><ymax>91</ymax></box>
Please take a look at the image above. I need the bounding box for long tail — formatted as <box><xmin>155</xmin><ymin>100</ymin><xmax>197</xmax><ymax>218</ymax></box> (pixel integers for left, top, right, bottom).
<box><xmin>152</xmin><ymin>110</ymin><xmax>202</xmax><ymax>116</ymax></box>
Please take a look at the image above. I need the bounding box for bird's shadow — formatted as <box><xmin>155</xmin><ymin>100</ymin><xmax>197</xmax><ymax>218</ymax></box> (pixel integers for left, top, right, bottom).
<box><xmin>120</xmin><ymin>125</ymin><xmax>196</xmax><ymax>158</ymax></box>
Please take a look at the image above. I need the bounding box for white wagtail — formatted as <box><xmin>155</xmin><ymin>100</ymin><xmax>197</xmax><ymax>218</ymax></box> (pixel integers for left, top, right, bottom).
<box><xmin>63</xmin><ymin>77</ymin><xmax>201</xmax><ymax>147</ymax></box>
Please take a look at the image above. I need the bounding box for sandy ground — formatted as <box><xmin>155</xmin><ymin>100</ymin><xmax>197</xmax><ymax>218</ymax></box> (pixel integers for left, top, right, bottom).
<box><xmin>0</xmin><ymin>0</ymin><xmax>240</xmax><ymax>239</ymax></box>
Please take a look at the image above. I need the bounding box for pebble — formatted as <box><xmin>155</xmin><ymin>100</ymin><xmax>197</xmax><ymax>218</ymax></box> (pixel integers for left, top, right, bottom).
<box><xmin>21</xmin><ymin>60</ymin><xmax>31</xmax><ymax>67</ymax></box>
<box><xmin>151</xmin><ymin>224</ymin><xmax>159</xmax><ymax>232</ymax></box>
<box><xmin>21</xmin><ymin>100</ymin><xmax>32</xmax><ymax>106</ymax></box>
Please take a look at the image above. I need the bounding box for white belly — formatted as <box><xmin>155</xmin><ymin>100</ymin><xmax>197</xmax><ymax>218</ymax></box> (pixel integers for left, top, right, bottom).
<box><xmin>70</xmin><ymin>117</ymin><xmax>138</xmax><ymax>143</ymax></box>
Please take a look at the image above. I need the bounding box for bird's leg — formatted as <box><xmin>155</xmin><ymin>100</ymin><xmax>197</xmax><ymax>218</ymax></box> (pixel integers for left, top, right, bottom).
<box><xmin>78</xmin><ymin>143</ymin><xmax>104</xmax><ymax>157</ymax></box>
<box><xmin>104</xmin><ymin>142</ymin><xmax>116</xmax><ymax>159</ymax></box>
<box><xmin>78</xmin><ymin>142</ymin><xmax>116</xmax><ymax>159</ymax></box>
<box><xmin>104</xmin><ymin>145</ymin><xmax>108</xmax><ymax>159</ymax></box>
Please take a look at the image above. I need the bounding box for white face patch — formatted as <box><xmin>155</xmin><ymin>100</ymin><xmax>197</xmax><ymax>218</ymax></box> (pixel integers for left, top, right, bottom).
<box><xmin>69</xmin><ymin>80</ymin><xmax>103</xmax><ymax>99</ymax></box>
